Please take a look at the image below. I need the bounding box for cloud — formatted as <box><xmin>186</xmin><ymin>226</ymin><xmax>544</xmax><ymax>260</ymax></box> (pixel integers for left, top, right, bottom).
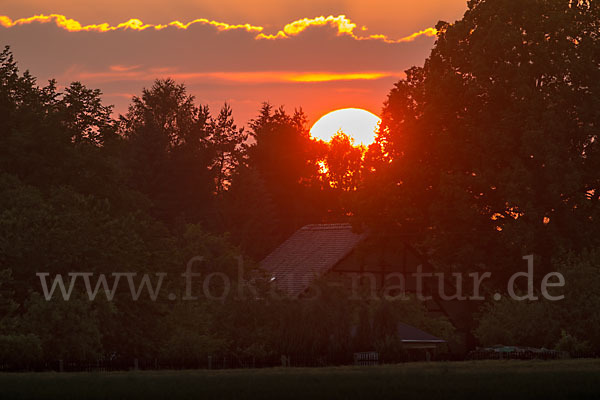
<box><xmin>288</xmin><ymin>72</ymin><xmax>402</xmax><ymax>82</ymax></box>
<box><xmin>75</xmin><ymin>68</ymin><xmax>403</xmax><ymax>84</ymax></box>
<box><xmin>0</xmin><ymin>13</ymin><xmax>435</xmax><ymax>43</ymax></box>
<box><xmin>255</xmin><ymin>15</ymin><xmax>437</xmax><ymax>43</ymax></box>
<box><xmin>0</xmin><ymin>14</ymin><xmax>263</xmax><ymax>33</ymax></box>
<box><xmin>0</xmin><ymin>0</ymin><xmax>468</xmax><ymax>41</ymax></box>
<box><xmin>109</xmin><ymin>65</ymin><xmax>142</xmax><ymax>72</ymax></box>
<box><xmin>256</xmin><ymin>15</ymin><xmax>356</xmax><ymax>39</ymax></box>
<box><xmin>0</xmin><ymin>12</ymin><xmax>436</xmax><ymax>124</ymax></box>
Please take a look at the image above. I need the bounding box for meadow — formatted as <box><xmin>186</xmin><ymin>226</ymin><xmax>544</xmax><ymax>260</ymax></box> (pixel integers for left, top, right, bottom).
<box><xmin>1</xmin><ymin>359</ymin><xmax>599</xmax><ymax>400</ymax></box>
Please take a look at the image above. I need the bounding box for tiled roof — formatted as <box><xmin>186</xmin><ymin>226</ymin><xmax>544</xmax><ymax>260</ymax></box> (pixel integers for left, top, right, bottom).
<box><xmin>260</xmin><ymin>223</ymin><xmax>366</xmax><ymax>297</ymax></box>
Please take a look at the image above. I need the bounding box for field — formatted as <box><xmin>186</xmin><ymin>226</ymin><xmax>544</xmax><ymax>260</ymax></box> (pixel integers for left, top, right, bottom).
<box><xmin>1</xmin><ymin>359</ymin><xmax>600</xmax><ymax>400</ymax></box>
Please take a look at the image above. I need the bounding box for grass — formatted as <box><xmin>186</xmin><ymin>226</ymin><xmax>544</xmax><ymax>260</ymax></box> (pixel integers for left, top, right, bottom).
<box><xmin>1</xmin><ymin>359</ymin><xmax>600</xmax><ymax>399</ymax></box>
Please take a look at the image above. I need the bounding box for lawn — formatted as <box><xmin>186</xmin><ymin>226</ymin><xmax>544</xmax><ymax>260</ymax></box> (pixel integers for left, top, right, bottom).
<box><xmin>1</xmin><ymin>359</ymin><xmax>599</xmax><ymax>400</ymax></box>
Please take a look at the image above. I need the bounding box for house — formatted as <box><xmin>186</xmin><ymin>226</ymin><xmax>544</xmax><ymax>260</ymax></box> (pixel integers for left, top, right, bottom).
<box><xmin>260</xmin><ymin>223</ymin><xmax>472</xmax><ymax>355</ymax></box>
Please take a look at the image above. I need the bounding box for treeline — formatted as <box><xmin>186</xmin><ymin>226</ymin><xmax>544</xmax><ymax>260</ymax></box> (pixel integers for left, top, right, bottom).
<box><xmin>2</xmin><ymin>0</ymin><xmax>600</xmax><ymax>367</ymax></box>
<box><xmin>0</xmin><ymin>46</ymin><xmax>450</xmax><ymax>367</ymax></box>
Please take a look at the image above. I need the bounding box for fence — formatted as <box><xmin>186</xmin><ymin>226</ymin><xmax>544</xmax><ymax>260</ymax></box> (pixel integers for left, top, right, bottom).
<box><xmin>1</xmin><ymin>350</ymin><xmax>595</xmax><ymax>372</ymax></box>
<box><xmin>353</xmin><ymin>352</ymin><xmax>379</xmax><ymax>366</ymax></box>
<box><xmin>0</xmin><ymin>353</ymin><xmax>349</xmax><ymax>373</ymax></box>
<box><xmin>467</xmin><ymin>348</ymin><xmax>600</xmax><ymax>361</ymax></box>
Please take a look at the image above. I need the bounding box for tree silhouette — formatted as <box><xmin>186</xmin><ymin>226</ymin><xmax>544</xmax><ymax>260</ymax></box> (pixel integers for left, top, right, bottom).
<box><xmin>360</xmin><ymin>0</ymin><xmax>600</xmax><ymax>278</ymax></box>
<box><xmin>323</xmin><ymin>131</ymin><xmax>362</xmax><ymax>192</ymax></box>
<box><xmin>241</xmin><ymin>103</ymin><xmax>325</xmax><ymax>238</ymax></box>
<box><xmin>60</xmin><ymin>81</ymin><xmax>114</xmax><ymax>146</ymax></box>
<box><xmin>118</xmin><ymin>78</ymin><xmax>215</xmax><ymax>224</ymax></box>
<box><xmin>211</xmin><ymin>103</ymin><xmax>246</xmax><ymax>194</ymax></box>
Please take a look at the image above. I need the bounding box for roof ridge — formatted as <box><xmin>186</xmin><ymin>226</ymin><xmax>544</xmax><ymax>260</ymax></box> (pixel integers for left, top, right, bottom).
<box><xmin>301</xmin><ymin>223</ymin><xmax>353</xmax><ymax>230</ymax></box>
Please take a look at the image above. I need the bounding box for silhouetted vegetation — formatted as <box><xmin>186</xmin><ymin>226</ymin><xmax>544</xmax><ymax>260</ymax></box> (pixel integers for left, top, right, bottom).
<box><xmin>1</xmin><ymin>0</ymin><xmax>600</xmax><ymax>369</ymax></box>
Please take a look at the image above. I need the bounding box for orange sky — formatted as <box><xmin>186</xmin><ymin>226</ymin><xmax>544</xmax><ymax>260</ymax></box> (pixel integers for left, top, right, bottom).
<box><xmin>1</xmin><ymin>0</ymin><xmax>467</xmax><ymax>125</ymax></box>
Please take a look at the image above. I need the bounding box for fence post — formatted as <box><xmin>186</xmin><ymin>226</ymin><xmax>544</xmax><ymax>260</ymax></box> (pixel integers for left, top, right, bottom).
<box><xmin>58</xmin><ymin>359</ymin><xmax>64</xmax><ymax>373</ymax></box>
<box><xmin>208</xmin><ymin>355</ymin><xmax>212</xmax><ymax>370</ymax></box>
<box><xmin>133</xmin><ymin>358</ymin><xmax>139</xmax><ymax>371</ymax></box>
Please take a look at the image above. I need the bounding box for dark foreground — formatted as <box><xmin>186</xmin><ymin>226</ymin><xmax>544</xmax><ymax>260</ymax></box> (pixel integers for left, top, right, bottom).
<box><xmin>2</xmin><ymin>359</ymin><xmax>600</xmax><ymax>400</ymax></box>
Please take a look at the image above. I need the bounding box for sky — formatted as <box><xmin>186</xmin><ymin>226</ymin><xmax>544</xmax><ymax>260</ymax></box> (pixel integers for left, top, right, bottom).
<box><xmin>1</xmin><ymin>0</ymin><xmax>467</xmax><ymax>127</ymax></box>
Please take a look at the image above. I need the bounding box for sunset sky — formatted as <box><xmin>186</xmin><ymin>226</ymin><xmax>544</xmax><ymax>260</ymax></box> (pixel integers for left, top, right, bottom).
<box><xmin>1</xmin><ymin>0</ymin><xmax>467</xmax><ymax>126</ymax></box>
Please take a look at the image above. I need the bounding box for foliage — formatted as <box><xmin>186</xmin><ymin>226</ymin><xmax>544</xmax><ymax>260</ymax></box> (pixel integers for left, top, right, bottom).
<box><xmin>161</xmin><ymin>330</ymin><xmax>228</xmax><ymax>365</ymax></box>
<box><xmin>474</xmin><ymin>249</ymin><xmax>600</xmax><ymax>352</ymax></box>
<box><xmin>220</xmin><ymin>167</ymin><xmax>280</xmax><ymax>260</ymax></box>
<box><xmin>222</xmin><ymin>103</ymin><xmax>327</xmax><ymax>257</ymax></box>
<box><xmin>118</xmin><ymin>78</ymin><xmax>216</xmax><ymax>224</ymax></box>
<box><xmin>18</xmin><ymin>293</ymin><xmax>103</xmax><ymax>360</ymax></box>
<box><xmin>322</xmin><ymin>132</ymin><xmax>362</xmax><ymax>192</ymax></box>
<box><xmin>359</xmin><ymin>0</ymin><xmax>600</xmax><ymax>280</ymax></box>
<box><xmin>554</xmin><ymin>330</ymin><xmax>591</xmax><ymax>355</ymax></box>
<box><xmin>473</xmin><ymin>296</ymin><xmax>559</xmax><ymax>348</ymax></box>
<box><xmin>0</xmin><ymin>334</ymin><xmax>42</xmax><ymax>368</ymax></box>
<box><xmin>211</xmin><ymin>103</ymin><xmax>247</xmax><ymax>194</ymax></box>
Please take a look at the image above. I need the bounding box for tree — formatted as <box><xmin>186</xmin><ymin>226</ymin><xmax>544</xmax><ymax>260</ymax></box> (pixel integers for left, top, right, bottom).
<box><xmin>474</xmin><ymin>249</ymin><xmax>600</xmax><ymax>353</ymax></box>
<box><xmin>59</xmin><ymin>81</ymin><xmax>114</xmax><ymax>146</ymax></box>
<box><xmin>0</xmin><ymin>47</ymin><xmax>129</xmax><ymax>203</ymax></box>
<box><xmin>119</xmin><ymin>79</ymin><xmax>215</xmax><ymax>224</ymax></box>
<box><xmin>19</xmin><ymin>293</ymin><xmax>103</xmax><ymax>361</ymax></box>
<box><xmin>223</xmin><ymin>103</ymin><xmax>327</xmax><ymax>254</ymax></box>
<box><xmin>211</xmin><ymin>103</ymin><xmax>246</xmax><ymax>194</ymax></box>
<box><xmin>246</xmin><ymin>104</ymin><xmax>325</xmax><ymax>233</ymax></box>
<box><xmin>322</xmin><ymin>131</ymin><xmax>362</xmax><ymax>192</ymax></box>
<box><xmin>359</xmin><ymin>0</ymin><xmax>600</xmax><ymax>280</ymax></box>
<box><xmin>0</xmin><ymin>269</ymin><xmax>17</xmax><ymax>333</ymax></box>
<box><xmin>221</xmin><ymin>167</ymin><xmax>280</xmax><ymax>260</ymax></box>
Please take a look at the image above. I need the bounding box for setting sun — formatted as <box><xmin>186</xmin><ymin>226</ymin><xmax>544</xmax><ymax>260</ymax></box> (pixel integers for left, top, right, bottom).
<box><xmin>310</xmin><ymin>108</ymin><xmax>380</xmax><ymax>146</ymax></box>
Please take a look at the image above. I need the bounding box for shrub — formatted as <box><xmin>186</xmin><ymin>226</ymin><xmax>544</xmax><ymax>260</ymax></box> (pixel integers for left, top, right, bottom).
<box><xmin>0</xmin><ymin>334</ymin><xmax>42</xmax><ymax>369</ymax></box>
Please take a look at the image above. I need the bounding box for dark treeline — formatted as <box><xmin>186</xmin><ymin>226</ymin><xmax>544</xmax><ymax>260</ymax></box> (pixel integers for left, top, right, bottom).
<box><xmin>1</xmin><ymin>0</ymin><xmax>600</xmax><ymax>368</ymax></box>
<box><xmin>0</xmin><ymin>46</ymin><xmax>444</xmax><ymax>367</ymax></box>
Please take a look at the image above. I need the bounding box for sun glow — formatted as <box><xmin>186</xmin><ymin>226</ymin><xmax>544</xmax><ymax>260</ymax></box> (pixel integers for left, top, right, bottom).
<box><xmin>310</xmin><ymin>108</ymin><xmax>380</xmax><ymax>147</ymax></box>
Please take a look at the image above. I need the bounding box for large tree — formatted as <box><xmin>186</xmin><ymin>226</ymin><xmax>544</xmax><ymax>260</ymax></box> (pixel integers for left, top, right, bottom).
<box><xmin>225</xmin><ymin>104</ymin><xmax>326</xmax><ymax>255</ymax></box>
<box><xmin>360</xmin><ymin>0</ymin><xmax>600</xmax><ymax>279</ymax></box>
<box><xmin>119</xmin><ymin>79</ymin><xmax>216</xmax><ymax>224</ymax></box>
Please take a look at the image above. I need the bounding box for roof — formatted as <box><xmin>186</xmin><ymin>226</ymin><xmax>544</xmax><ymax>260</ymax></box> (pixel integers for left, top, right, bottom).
<box><xmin>349</xmin><ymin>322</ymin><xmax>445</xmax><ymax>344</ymax></box>
<box><xmin>396</xmin><ymin>322</ymin><xmax>445</xmax><ymax>343</ymax></box>
<box><xmin>260</xmin><ymin>223</ymin><xmax>366</xmax><ymax>297</ymax></box>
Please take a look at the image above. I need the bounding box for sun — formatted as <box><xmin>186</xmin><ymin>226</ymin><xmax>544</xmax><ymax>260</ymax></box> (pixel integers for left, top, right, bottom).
<box><xmin>310</xmin><ymin>108</ymin><xmax>380</xmax><ymax>147</ymax></box>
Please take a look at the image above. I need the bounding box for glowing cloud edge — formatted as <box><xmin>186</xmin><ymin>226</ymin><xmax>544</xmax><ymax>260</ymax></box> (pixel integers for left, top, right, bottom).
<box><xmin>0</xmin><ymin>14</ymin><xmax>437</xmax><ymax>44</ymax></box>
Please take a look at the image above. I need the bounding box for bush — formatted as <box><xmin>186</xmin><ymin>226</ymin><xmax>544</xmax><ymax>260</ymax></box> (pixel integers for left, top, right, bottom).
<box><xmin>554</xmin><ymin>330</ymin><xmax>591</xmax><ymax>356</ymax></box>
<box><xmin>160</xmin><ymin>330</ymin><xmax>227</xmax><ymax>366</ymax></box>
<box><xmin>474</xmin><ymin>250</ymin><xmax>600</xmax><ymax>352</ymax></box>
<box><xmin>0</xmin><ymin>334</ymin><xmax>42</xmax><ymax>369</ymax></box>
